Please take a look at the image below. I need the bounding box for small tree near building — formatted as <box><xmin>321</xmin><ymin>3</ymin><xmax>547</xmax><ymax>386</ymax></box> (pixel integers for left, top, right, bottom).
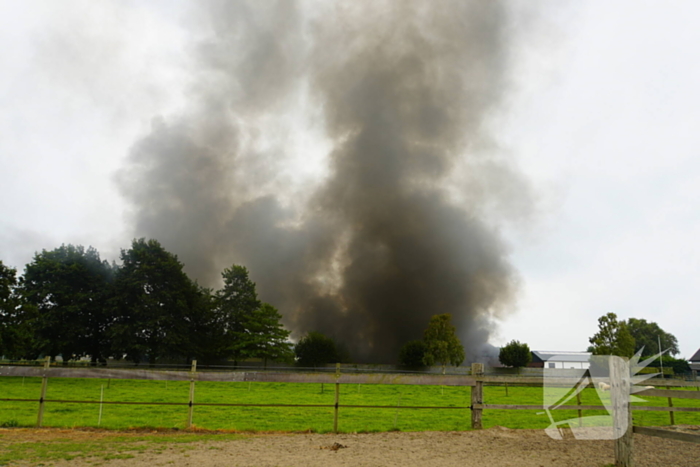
<box><xmin>499</xmin><ymin>340</ymin><xmax>532</xmax><ymax>371</ymax></box>
<box><xmin>422</xmin><ymin>314</ymin><xmax>465</xmax><ymax>374</ymax></box>
<box><xmin>588</xmin><ymin>312</ymin><xmax>635</xmax><ymax>358</ymax></box>
<box><xmin>294</xmin><ymin>332</ymin><xmax>339</xmax><ymax>367</ymax></box>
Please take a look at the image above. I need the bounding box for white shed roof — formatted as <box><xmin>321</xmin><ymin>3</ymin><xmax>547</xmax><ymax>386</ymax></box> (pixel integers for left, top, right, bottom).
<box><xmin>533</xmin><ymin>350</ymin><xmax>592</xmax><ymax>363</ymax></box>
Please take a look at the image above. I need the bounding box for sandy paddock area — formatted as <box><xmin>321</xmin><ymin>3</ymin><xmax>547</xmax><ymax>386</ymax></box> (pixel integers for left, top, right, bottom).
<box><xmin>2</xmin><ymin>426</ymin><xmax>700</xmax><ymax>467</ymax></box>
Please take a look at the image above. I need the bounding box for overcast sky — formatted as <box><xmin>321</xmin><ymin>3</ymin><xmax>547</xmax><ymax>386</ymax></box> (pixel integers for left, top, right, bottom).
<box><xmin>1</xmin><ymin>1</ymin><xmax>698</xmax><ymax>359</ymax></box>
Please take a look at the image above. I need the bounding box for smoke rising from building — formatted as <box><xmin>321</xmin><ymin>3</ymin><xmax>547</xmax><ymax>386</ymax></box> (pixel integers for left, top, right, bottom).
<box><xmin>118</xmin><ymin>0</ymin><xmax>536</xmax><ymax>362</ymax></box>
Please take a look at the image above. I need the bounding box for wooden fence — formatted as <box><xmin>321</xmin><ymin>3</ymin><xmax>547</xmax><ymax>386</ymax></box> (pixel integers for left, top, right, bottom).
<box><xmin>471</xmin><ymin>360</ymin><xmax>700</xmax><ymax>466</ymax></box>
<box><xmin>1</xmin><ymin>358</ymin><xmax>481</xmax><ymax>431</ymax></box>
<box><xmin>2</xmin><ymin>357</ymin><xmax>699</xmax><ymax>465</ymax></box>
<box><xmin>609</xmin><ymin>357</ymin><xmax>700</xmax><ymax>466</ymax></box>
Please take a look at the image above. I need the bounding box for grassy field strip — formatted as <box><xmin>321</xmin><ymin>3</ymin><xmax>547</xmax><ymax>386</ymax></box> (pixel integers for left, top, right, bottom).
<box><xmin>1</xmin><ymin>377</ymin><xmax>698</xmax><ymax>432</ymax></box>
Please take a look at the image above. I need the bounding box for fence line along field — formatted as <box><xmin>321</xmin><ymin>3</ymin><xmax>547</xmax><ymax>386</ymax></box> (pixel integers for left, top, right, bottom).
<box><xmin>1</xmin><ymin>368</ymin><xmax>698</xmax><ymax>433</ymax></box>
<box><xmin>2</xmin><ymin>376</ymin><xmax>469</xmax><ymax>432</ymax></box>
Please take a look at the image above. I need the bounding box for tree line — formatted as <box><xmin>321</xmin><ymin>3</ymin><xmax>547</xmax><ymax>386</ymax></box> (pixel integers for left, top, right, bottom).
<box><xmin>0</xmin><ymin>239</ymin><xmax>293</xmax><ymax>365</ymax></box>
<box><xmin>465</xmin><ymin>313</ymin><xmax>688</xmax><ymax>375</ymax></box>
<box><xmin>8</xmin><ymin>240</ymin><xmax>681</xmax><ymax>373</ymax></box>
<box><xmin>1</xmin><ymin>239</ymin><xmax>472</xmax><ymax>370</ymax></box>
<box><xmin>489</xmin><ymin>313</ymin><xmax>689</xmax><ymax>375</ymax></box>
<box><xmin>587</xmin><ymin>312</ymin><xmax>689</xmax><ymax>374</ymax></box>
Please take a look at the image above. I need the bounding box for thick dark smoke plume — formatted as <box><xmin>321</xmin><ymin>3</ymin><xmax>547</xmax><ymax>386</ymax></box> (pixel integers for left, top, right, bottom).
<box><xmin>118</xmin><ymin>0</ymin><xmax>535</xmax><ymax>363</ymax></box>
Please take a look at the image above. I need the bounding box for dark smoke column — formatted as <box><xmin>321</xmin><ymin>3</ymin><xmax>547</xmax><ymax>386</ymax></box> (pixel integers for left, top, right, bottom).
<box><xmin>118</xmin><ymin>0</ymin><xmax>535</xmax><ymax>363</ymax></box>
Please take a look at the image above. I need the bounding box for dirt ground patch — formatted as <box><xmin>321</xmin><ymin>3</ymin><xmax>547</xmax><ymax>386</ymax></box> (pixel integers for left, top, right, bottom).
<box><xmin>2</xmin><ymin>426</ymin><xmax>699</xmax><ymax>467</ymax></box>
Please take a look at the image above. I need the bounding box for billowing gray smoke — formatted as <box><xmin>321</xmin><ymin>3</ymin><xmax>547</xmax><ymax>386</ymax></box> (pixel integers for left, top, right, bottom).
<box><xmin>118</xmin><ymin>0</ymin><xmax>535</xmax><ymax>363</ymax></box>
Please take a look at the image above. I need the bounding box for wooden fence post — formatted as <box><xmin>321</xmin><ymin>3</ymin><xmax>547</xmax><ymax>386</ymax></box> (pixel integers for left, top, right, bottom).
<box><xmin>333</xmin><ymin>363</ymin><xmax>340</xmax><ymax>433</ymax></box>
<box><xmin>471</xmin><ymin>363</ymin><xmax>484</xmax><ymax>430</ymax></box>
<box><xmin>610</xmin><ymin>357</ymin><xmax>633</xmax><ymax>467</ymax></box>
<box><xmin>98</xmin><ymin>384</ymin><xmax>105</xmax><ymax>426</ymax></box>
<box><xmin>667</xmin><ymin>386</ymin><xmax>674</xmax><ymax>425</ymax></box>
<box><xmin>187</xmin><ymin>360</ymin><xmax>197</xmax><ymax>429</ymax></box>
<box><xmin>576</xmin><ymin>390</ymin><xmax>583</xmax><ymax>427</ymax></box>
<box><xmin>36</xmin><ymin>356</ymin><xmax>50</xmax><ymax>427</ymax></box>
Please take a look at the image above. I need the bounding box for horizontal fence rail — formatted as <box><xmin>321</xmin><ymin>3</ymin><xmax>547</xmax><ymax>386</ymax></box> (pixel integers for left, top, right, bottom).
<box><xmin>0</xmin><ymin>399</ymin><xmax>471</xmax><ymax>410</ymax></box>
<box><xmin>0</xmin><ymin>365</ymin><xmax>477</xmax><ymax>386</ymax></box>
<box><xmin>637</xmin><ymin>388</ymin><xmax>700</xmax><ymax>399</ymax></box>
<box><xmin>632</xmin><ymin>426</ymin><xmax>700</xmax><ymax>444</ymax></box>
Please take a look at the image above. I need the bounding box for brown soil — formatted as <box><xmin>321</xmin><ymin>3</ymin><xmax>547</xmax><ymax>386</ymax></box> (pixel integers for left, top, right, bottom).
<box><xmin>3</xmin><ymin>426</ymin><xmax>700</xmax><ymax>467</ymax></box>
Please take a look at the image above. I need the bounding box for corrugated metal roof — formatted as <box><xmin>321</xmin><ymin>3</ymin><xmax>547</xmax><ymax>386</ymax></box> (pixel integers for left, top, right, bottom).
<box><xmin>532</xmin><ymin>351</ymin><xmax>591</xmax><ymax>363</ymax></box>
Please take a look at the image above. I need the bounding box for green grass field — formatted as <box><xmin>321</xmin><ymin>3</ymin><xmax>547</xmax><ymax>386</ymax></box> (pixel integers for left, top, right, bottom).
<box><xmin>0</xmin><ymin>376</ymin><xmax>698</xmax><ymax>432</ymax></box>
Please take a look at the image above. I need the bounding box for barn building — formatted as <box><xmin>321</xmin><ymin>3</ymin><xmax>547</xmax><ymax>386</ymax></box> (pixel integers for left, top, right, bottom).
<box><xmin>528</xmin><ymin>350</ymin><xmax>592</xmax><ymax>369</ymax></box>
<box><xmin>690</xmin><ymin>347</ymin><xmax>700</xmax><ymax>380</ymax></box>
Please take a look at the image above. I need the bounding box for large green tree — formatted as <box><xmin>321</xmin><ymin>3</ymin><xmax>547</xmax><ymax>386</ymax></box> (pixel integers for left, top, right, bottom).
<box><xmin>588</xmin><ymin>312</ymin><xmax>635</xmax><ymax>358</ymax></box>
<box><xmin>21</xmin><ymin>245</ymin><xmax>115</xmax><ymax>363</ymax></box>
<box><xmin>214</xmin><ymin>265</ymin><xmax>262</xmax><ymax>365</ymax></box>
<box><xmin>0</xmin><ymin>260</ymin><xmax>17</xmax><ymax>356</ymax></box>
<box><xmin>185</xmin><ymin>287</ymin><xmax>227</xmax><ymax>364</ymax></box>
<box><xmin>422</xmin><ymin>314</ymin><xmax>465</xmax><ymax>374</ymax></box>
<box><xmin>626</xmin><ymin>318</ymin><xmax>679</xmax><ymax>357</ymax></box>
<box><xmin>242</xmin><ymin>303</ymin><xmax>294</xmax><ymax>367</ymax></box>
<box><xmin>499</xmin><ymin>340</ymin><xmax>532</xmax><ymax>371</ymax></box>
<box><xmin>0</xmin><ymin>261</ymin><xmax>35</xmax><ymax>359</ymax></box>
<box><xmin>0</xmin><ymin>261</ymin><xmax>16</xmax><ymax>312</ymax></box>
<box><xmin>111</xmin><ymin>239</ymin><xmax>204</xmax><ymax>364</ymax></box>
